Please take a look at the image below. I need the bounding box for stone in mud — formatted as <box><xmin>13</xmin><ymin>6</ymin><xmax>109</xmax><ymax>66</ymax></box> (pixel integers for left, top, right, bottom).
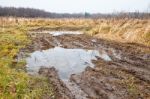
<box><xmin>39</xmin><ymin>67</ymin><xmax>75</xmax><ymax>99</ymax></box>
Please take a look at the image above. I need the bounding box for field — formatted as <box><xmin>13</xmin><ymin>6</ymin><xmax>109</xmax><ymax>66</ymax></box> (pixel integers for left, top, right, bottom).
<box><xmin>0</xmin><ymin>17</ymin><xmax>150</xmax><ymax>99</ymax></box>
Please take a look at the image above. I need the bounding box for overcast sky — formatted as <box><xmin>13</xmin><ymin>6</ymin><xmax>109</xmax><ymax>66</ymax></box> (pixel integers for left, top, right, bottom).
<box><xmin>0</xmin><ymin>0</ymin><xmax>149</xmax><ymax>13</ymax></box>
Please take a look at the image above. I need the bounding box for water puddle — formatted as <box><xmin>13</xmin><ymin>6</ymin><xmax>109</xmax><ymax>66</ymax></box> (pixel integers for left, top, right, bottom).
<box><xmin>49</xmin><ymin>31</ymin><xmax>83</xmax><ymax>36</ymax></box>
<box><xmin>26</xmin><ymin>47</ymin><xmax>111</xmax><ymax>80</ymax></box>
<box><xmin>30</xmin><ymin>31</ymin><xmax>83</xmax><ymax>36</ymax></box>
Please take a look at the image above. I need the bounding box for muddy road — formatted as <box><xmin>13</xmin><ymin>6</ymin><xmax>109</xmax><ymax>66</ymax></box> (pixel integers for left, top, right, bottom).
<box><xmin>21</xmin><ymin>31</ymin><xmax>150</xmax><ymax>99</ymax></box>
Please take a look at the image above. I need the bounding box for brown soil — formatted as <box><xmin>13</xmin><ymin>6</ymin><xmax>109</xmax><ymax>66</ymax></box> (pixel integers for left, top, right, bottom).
<box><xmin>39</xmin><ymin>67</ymin><xmax>75</xmax><ymax>99</ymax></box>
<box><xmin>23</xmin><ymin>31</ymin><xmax>150</xmax><ymax>99</ymax></box>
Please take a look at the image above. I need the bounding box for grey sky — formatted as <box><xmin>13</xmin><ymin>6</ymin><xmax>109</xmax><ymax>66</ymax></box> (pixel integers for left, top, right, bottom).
<box><xmin>0</xmin><ymin>0</ymin><xmax>149</xmax><ymax>13</ymax></box>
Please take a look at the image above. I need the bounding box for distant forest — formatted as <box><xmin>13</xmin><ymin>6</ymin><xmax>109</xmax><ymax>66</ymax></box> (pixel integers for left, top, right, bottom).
<box><xmin>0</xmin><ymin>6</ymin><xmax>150</xmax><ymax>19</ymax></box>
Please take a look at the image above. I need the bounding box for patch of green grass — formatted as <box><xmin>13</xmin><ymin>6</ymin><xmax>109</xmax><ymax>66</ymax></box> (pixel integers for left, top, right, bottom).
<box><xmin>100</xmin><ymin>25</ymin><xmax>111</xmax><ymax>33</ymax></box>
<box><xmin>144</xmin><ymin>32</ymin><xmax>150</xmax><ymax>46</ymax></box>
<box><xmin>27</xmin><ymin>76</ymin><xmax>55</xmax><ymax>99</ymax></box>
<box><xmin>117</xmin><ymin>71</ymin><xmax>141</xmax><ymax>98</ymax></box>
<box><xmin>0</xmin><ymin>25</ymin><xmax>54</xmax><ymax>98</ymax></box>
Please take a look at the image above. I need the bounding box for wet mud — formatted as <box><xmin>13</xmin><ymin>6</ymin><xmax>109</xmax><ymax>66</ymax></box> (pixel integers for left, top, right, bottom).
<box><xmin>21</xmin><ymin>31</ymin><xmax>150</xmax><ymax>99</ymax></box>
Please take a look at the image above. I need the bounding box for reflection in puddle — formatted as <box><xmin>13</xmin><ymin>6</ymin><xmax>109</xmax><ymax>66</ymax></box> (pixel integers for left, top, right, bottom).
<box><xmin>29</xmin><ymin>31</ymin><xmax>83</xmax><ymax>37</ymax></box>
<box><xmin>49</xmin><ymin>31</ymin><xmax>83</xmax><ymax>36</ymax></box>
<box><xmin>26</xmin><ymin>47</ymin><xmax>111</xmax><ymax>80</ymax></box>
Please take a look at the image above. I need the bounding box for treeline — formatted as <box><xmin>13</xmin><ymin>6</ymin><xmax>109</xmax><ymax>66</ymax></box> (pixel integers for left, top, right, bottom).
<box><xmin>0</xmin><ymin>6</ymin><xmax>149</xmax><ymax>19</ymax></box>
<box><xmin>0</xmin><ymin>6</ymin><xmax>86</xmax><ymax>18</ymax></box>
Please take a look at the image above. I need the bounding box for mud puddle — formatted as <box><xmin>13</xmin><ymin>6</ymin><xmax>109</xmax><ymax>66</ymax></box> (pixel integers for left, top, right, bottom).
<box><xmin>30</xmin><ymin>31</ymin><xmax>83</xmax><ymax>36</ymax></box>
<box><xmin>49</xmin><ymin>31</ymin><xmax>83</xmax><ymax>36</ymax></box>
<box><xmin>26</xmin><ymin>47</ymin><xmax>106</xmax><ymax>78</ymax></box>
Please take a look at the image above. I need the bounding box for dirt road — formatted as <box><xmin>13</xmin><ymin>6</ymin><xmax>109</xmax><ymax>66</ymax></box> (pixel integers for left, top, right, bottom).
<box><xmin>22</xmin><ymin>31</ymin><xmax>150</xmax><ymax>99</ymax></box>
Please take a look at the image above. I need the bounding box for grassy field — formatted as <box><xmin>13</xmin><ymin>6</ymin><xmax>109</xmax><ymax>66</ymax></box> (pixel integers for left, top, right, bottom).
<box><xmin>2</xmin><ymin>17</ymin><xmax>148</xmax><ymax>46</ymax></box>
<box><xmin>0</xmin><ymin>17</ymin><xmax>149</xmax><ymax>98</ymax></box>
<box><xmin>0</xmin><ymin>19</ymin><xmax>54</xmax><ymax>98</ymax></box>
<box><xmin>86</xmin><ymin>19</ymin><xmax>150</xmax><ymax>46</ymax></box>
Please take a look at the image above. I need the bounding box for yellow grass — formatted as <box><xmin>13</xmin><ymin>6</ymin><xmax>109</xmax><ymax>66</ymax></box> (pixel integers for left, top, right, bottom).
<box><xmin>87</xmin><ymin>19</ymin><xmax>150</xmax><ymax>46</ymax></box>
<box><xmin>1</xmin><ymin>17</ymin><xmax>149</xmax><ymax>46</ymax></box>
